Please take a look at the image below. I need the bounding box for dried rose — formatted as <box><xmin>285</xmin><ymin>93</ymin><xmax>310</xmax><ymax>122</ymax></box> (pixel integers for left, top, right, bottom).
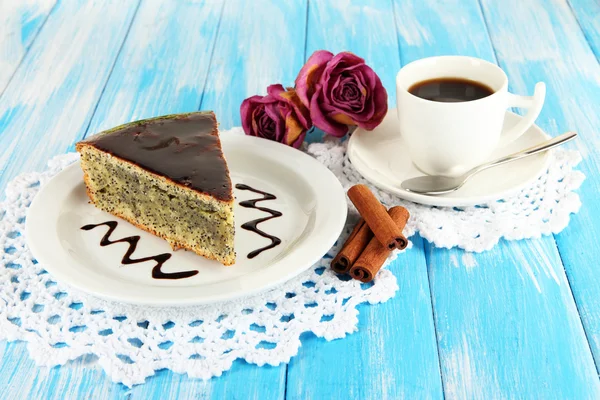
<box><xmin>295</xmin><ymin>50</ymin><xmax>388</xmax><ymax>137</ymax></box>
<box><xmin>240</xmin><ymin>84</ymin><xmax>311</xmax><ymax>148</ymax></box>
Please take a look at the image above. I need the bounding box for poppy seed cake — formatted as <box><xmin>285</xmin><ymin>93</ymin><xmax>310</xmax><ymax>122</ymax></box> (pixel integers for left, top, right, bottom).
<box><xmin>76</xmin><ymin>112</ymin><xmax>236</xmax><ymax>266</ymax></box>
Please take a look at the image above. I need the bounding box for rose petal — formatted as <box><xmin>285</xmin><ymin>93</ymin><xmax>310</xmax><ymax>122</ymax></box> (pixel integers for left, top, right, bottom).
<box><xmin>330</xmin><ymin>76</ymin><xmax>364</xmax><ymax>113</ymax></box>
<box><xmin>340</xmin><ymin>80</ymin><xmax>361</xmax><ymax>101</ymax></box>
<box><xmin>277</xmin><ymin>102</ymin><xmax>308</xmax><ymax>148</ymax></box>
<box><xmin>310</xmin><ymin>85</ymin><xmax>349</xmax><ymax>137</ymax></box>
<box><xmin>268</xmin><ymin>84</ymin><xmax>312</xmax><ymax>129</ymax></box>
<box><xmin>329</xmin><ymin>73</ymin><xmax>343</xmax><ymax>94</ymax></box>
<box><xmin>348</xmin><ymin>72</ymin><xmax>368</xmax><ymax>98</ymax></box>
<box><xmin>356</xmin><ymin>78</ymin><xmax>388</xmax><ymax>130</ymax></box>
<box><xmin>327</xmin><ymin>73</ymin><xmax>345</xmax><ymax>106</ymax></box>
<box><xmin>343</xmin><ymin>68</ymin><xmax>376</xmax><ymax>121</ymax></box>
<box><xmin>320</xmin><ymin>59</ymin><xmax>372</xmax><ymax>119</ymax></box>
<box><xmin>322</xmin><ymin>65</ymin><xmax>364</xmax><ymax>102</ymax></box>
<box><xmin>263</xmin><ymin>102</ymin><xmax>285</xmax><ymax>142</ymax></box>
<box><xmin>335</xmin><ymin>64</ymin><xmax>370</xmax><ymax>91</ymax></box>
<box><xmin>266</xmin><ymin>83</ymin><xmax>286</xmax><ymax>97</ymax></box>
<box><xmin>355</xmin><ymin>64</ymin><xmax>386</xmax><ymax>124</ymax></box>
<box><xmin>241</xmin><ymin>95</ymin><xmax>266</xmax><ymax>135</ymax></box>
<box><xmin>320</xmin><ymin>52</ymin><xmax>364</xmax><ymax>91</ymax></box>
<box><xmin>251</xmin><ymin>105</ymin><xmax>265</xmax><ymax>137</ymax></box>
<box><xmin>354</xmin><ymin>68</ymin><xmax>376</xmax><ymax>118</ymax></box>
<box><xmin>295</xmin><ymin>50</ymin><xmax>334</xmax><ymax>107</ymax></box>
<box><xmin>325</xmin><ymin>52</ymin><xmax>365</xmax><ymax>73</ymax></box>
<box><xmin>259</xmin><ymin>107</ymin><xmax>277</xmax><ymax>139</ymax></box>
<box><xmin>283</xmin><ymin>114</ymin><xmax>307</xmax><ymax>148</ymax></box>
<box><xmin>330</xmin><ymin>113</ymin><xmax>355</xmax><ymax>126</ymax></box>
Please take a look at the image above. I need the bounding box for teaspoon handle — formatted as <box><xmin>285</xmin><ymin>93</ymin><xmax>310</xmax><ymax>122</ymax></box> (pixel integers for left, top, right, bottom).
<box><xmin>470</xmin><ymin>132</ymin><xmax>577</xmax><ymax>175</ymax></box>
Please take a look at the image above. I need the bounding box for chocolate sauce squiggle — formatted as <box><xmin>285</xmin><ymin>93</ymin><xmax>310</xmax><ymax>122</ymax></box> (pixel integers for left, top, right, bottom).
<box><xmin>81</xmin><ymin>221</ymin><xmax>198</xmax><ymax>280</ymax></box>
<box><xmin>235</xmin><ymin>184</ymin><xmax>282</xmax><ymax>258</ymax></box>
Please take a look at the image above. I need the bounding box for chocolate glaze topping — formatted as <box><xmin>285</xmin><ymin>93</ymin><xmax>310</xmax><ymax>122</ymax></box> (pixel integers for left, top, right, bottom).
<box><xmin>82</xmin><ymin>112</ymin><xmax>233</xmax><ymax>202</ymax></box>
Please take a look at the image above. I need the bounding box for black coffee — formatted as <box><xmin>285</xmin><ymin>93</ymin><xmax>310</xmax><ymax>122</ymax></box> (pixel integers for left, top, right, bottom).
<box><xmin>408</xmin><ymin>78</ymin><xmax>494</xmax><ymax>102</ymax></box>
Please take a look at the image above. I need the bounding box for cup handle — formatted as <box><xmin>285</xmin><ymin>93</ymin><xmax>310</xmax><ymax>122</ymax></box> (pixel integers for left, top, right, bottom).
<box><xmin>498</xmin><ymin>82</ymin><xmax>546</xmax><ymax>147</ymax></box>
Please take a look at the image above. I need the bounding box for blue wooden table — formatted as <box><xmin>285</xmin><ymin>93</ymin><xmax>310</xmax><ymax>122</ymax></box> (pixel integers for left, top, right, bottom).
<box><xmin>1</xmin><ymin>0</ymin><xmax>600</xmax><ymax>398</ymax></box>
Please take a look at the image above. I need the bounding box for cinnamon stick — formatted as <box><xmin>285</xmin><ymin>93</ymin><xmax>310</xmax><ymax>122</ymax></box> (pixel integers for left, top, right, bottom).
<box><xmin>347</xmin><ymin>184</ymin><xmax>405</xmax><ymax>250</ymax></box>
<box><xmin>350</xmin><ymin>206</ymin><xmax>410</xmax><ymax>283</ymax></box>
<box><xmin>331</xmin><ymin>218</ymin><xmax>374</xmax><ymax>274</ymax></box>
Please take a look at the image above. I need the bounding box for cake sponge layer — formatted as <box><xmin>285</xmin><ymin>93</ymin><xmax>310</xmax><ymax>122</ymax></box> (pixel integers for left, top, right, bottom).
<box><xmin>78</xmin><ymin>145</ymin><xmax>236</xmax><ymax>266</ymax></box>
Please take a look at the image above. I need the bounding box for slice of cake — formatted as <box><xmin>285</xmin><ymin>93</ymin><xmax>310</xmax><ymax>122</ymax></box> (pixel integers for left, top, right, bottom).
<box><xmin>76</xmin><ymin>111</ymin><xmax>236</xmax><ymax>266</ymax></box>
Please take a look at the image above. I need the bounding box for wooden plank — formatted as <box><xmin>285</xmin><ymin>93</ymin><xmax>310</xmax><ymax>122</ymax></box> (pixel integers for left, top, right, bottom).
<box><xmin>0</xmin><ymin>0</ymin><xmax>139</xmax><ymax>192</ymax></box>
<box><xmin>0</xmin><ymin>0</ymin><xmax>139</xmax><ymax>397</ymax></box>
<box><xmin>394</xmin><ymin>0</ymin><xmax>495</xmax><ymax>60</ymax></box>
<box><xmin>84</xmin><ymin>0</ymin><xmax>221</xmax><ymax>137</ymax></box>
<box><xmin>395</xmin><ymin>0</ymin><xmax>600</xmax><ymax>397</ymax></box>
<box><xmin>429</xmin><ymin>239</ymin><xmax>600</xmax><ymax>399</ymax></box>
<box><xmin>0</xmin><ymin>0</ymin><xmax>56</xmax><ymax>93</ymax></box>
<box><xmin>0</xmin><ymin>345</ymin><xmax>283</xmax><ymax>400</ymax></box>
<box><xmin>481</xmin><ymin>0</ymin><xmax>600</xmax><ymax>379</ymax></box>
<box><xmin>286</xmin><ymin>1</ymin><xmax>444</xmax><ymax>399</ymax></box>
<box><xmin>568</xmin><ymin>0</ymin><xmax>600</xmax><ymax>61</ymax></box>
<box><xmin>126</xmin><ymin>363</ymin><xmax>284</xmax><ymax>400</ymax></box>
<box><xmin>0</xmin><ymin>342</ymin><xmax>119</xmax><ymax>399</ymax></box>
<box><xmin>199</xmin><ymin>0</ymin><xmax>309</xmax><ymax>129</ymax></box>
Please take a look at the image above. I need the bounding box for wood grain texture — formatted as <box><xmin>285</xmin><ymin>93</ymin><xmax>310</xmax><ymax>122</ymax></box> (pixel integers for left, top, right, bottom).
<box><xmin>0</xmin><ymin>342</ymin><xmax>120</xmax><ymax>399</ymax></box>
<box><xmin>0</xmin><ymin>0</ymin><xmax>139</xmax><ymax>193</ymax></box>
<box><xmin>0</xmin><ymin>0</ymin><xmax>138</xmax><ymax>395</ymax></box>
<box><xmin>0</xmin><ymin>0</ymin><xmax>599</xmax><ymax>398</ymax></box>
<box><xmin>568</xmin><ymin>0</ymin><xmax>600</xmax><ymax>61</ymax></box>
<box><xmin>0</xmin><ymin>341</ymin><xmax>284</xmax><ymax>400</ymax></box>
<box><xmin>0</xmin><ymin>0</ymin><xmax>55</xmax><ymax>93</ymax></box>
<box><xmin>394</xmin><ymin>0</ymin><xmax>494</xmax><ymax>60</ymax></box>
<box><xmin>123</xmin><ymin>362</ymin><xmax>284</xmax><ymax>400</ymax></box>
<box><xmin>428</xmin><ymin>238</ymin><xmax>600</xmax><ymax>399</ymax></box>
<box><xmin>481</xmin><ymin>0</ymin><xmax>600</xmax><ymax>379</ymax></box>
<box><xmin>84</xmin><ymin>0</ymin><xmax>224</xmax><ymax>138</ymax></box>
<box><xmin>199</xmin><ymin>0</ymin><xmax>308</xmax><ymax>128</ymax></box>
<box><xmin>286</xmin><ymin>1</ymin><xmax>443</xmax><ymax>399</ymax></box>
<box><xmin>395</xmin><ymin>0</ymin><xmax>600</xmax><ymax>397</ymax></box>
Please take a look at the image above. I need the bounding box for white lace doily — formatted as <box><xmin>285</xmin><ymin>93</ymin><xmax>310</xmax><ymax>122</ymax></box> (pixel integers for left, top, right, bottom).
<box><xmin>0</xmin><ymin>128</ymin><xmax>583</xmax><ymax>387</ymax></box>
<box><xmin>0</xmin><ymin>148</ymin><xmax>399</xmax><ymax>387</ymax></box>
<box><xmin>307</xmin><ymin>137</ymin><xmax>585</xmax><ymax>252</ymax></box>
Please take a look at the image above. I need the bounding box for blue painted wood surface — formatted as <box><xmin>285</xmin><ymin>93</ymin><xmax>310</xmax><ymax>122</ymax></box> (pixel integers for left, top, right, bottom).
<box><xmin>0</xmin><ymin>0</ymin><xmax>139</xmax><ymax>190</ymax></box>
<box><xmin>1</xmin><ymin>0</ymin><xmax>599</xmax><ymax>398</ymax></box>
<box><xmin>569</xmin><ymin>0</ymin><xmax>600</xmax><ymax>62</ymax></box>
<box><xmin>0</xmin><ymin>0</ymin><xmax>55</xmax><ymax>92</ymax></box>
<box><xmin>287</xmin><ymin>2</ymin><xmax>443</xmax><ymax>399</ymax></box>
<box><xmin>481</xmin><ymin>0</ymin><xmax>600</xmax><ymax>383</ymax></box>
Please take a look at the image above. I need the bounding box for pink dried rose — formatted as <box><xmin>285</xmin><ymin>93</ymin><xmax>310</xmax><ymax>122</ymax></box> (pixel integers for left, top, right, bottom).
<box><xmin>240</xmin><ymin>84</ymin><xmax>311</xmax><ymax>148</ymax></box>
<box><xmin>295</xmin><ymin>50</ymin><xmax>388</xmax><ymax>137</ymax></box>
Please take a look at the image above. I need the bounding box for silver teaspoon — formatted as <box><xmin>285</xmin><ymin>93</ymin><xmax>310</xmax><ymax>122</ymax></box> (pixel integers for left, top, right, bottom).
<box><xmin>401</xmin><ymin>131</ymin><xmax>577</xmax><ymax>195</ymax></box>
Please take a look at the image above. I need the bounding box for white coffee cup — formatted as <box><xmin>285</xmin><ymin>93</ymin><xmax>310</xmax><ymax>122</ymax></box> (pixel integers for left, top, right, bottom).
<box><xmin>396</xmin><ymin>56</ymin><xmax>546</xmax><ymax>177</ymax></box>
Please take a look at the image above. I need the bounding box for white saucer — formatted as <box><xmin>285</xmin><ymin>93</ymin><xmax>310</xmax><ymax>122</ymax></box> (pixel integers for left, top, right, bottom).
<box><xmin>26</xmin><ymin>135</ymin><xmax>347</xmax><ymax>306</ymax></box>
<box><xmin>348</xmin><ymin>110</ymin><xmax>551</xmax><ymax>207</ymax></box>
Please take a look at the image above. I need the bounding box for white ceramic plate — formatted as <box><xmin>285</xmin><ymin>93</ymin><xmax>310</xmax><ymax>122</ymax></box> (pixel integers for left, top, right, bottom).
<box><xmin>348</xmin><ymin>110</ymin><xmax>551</xmax><ymax>207</ymax></box>
<box><xmin>26</xmin><ymin>135</ymin><xmax>347</xmax><ymax>306</ymax></box>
